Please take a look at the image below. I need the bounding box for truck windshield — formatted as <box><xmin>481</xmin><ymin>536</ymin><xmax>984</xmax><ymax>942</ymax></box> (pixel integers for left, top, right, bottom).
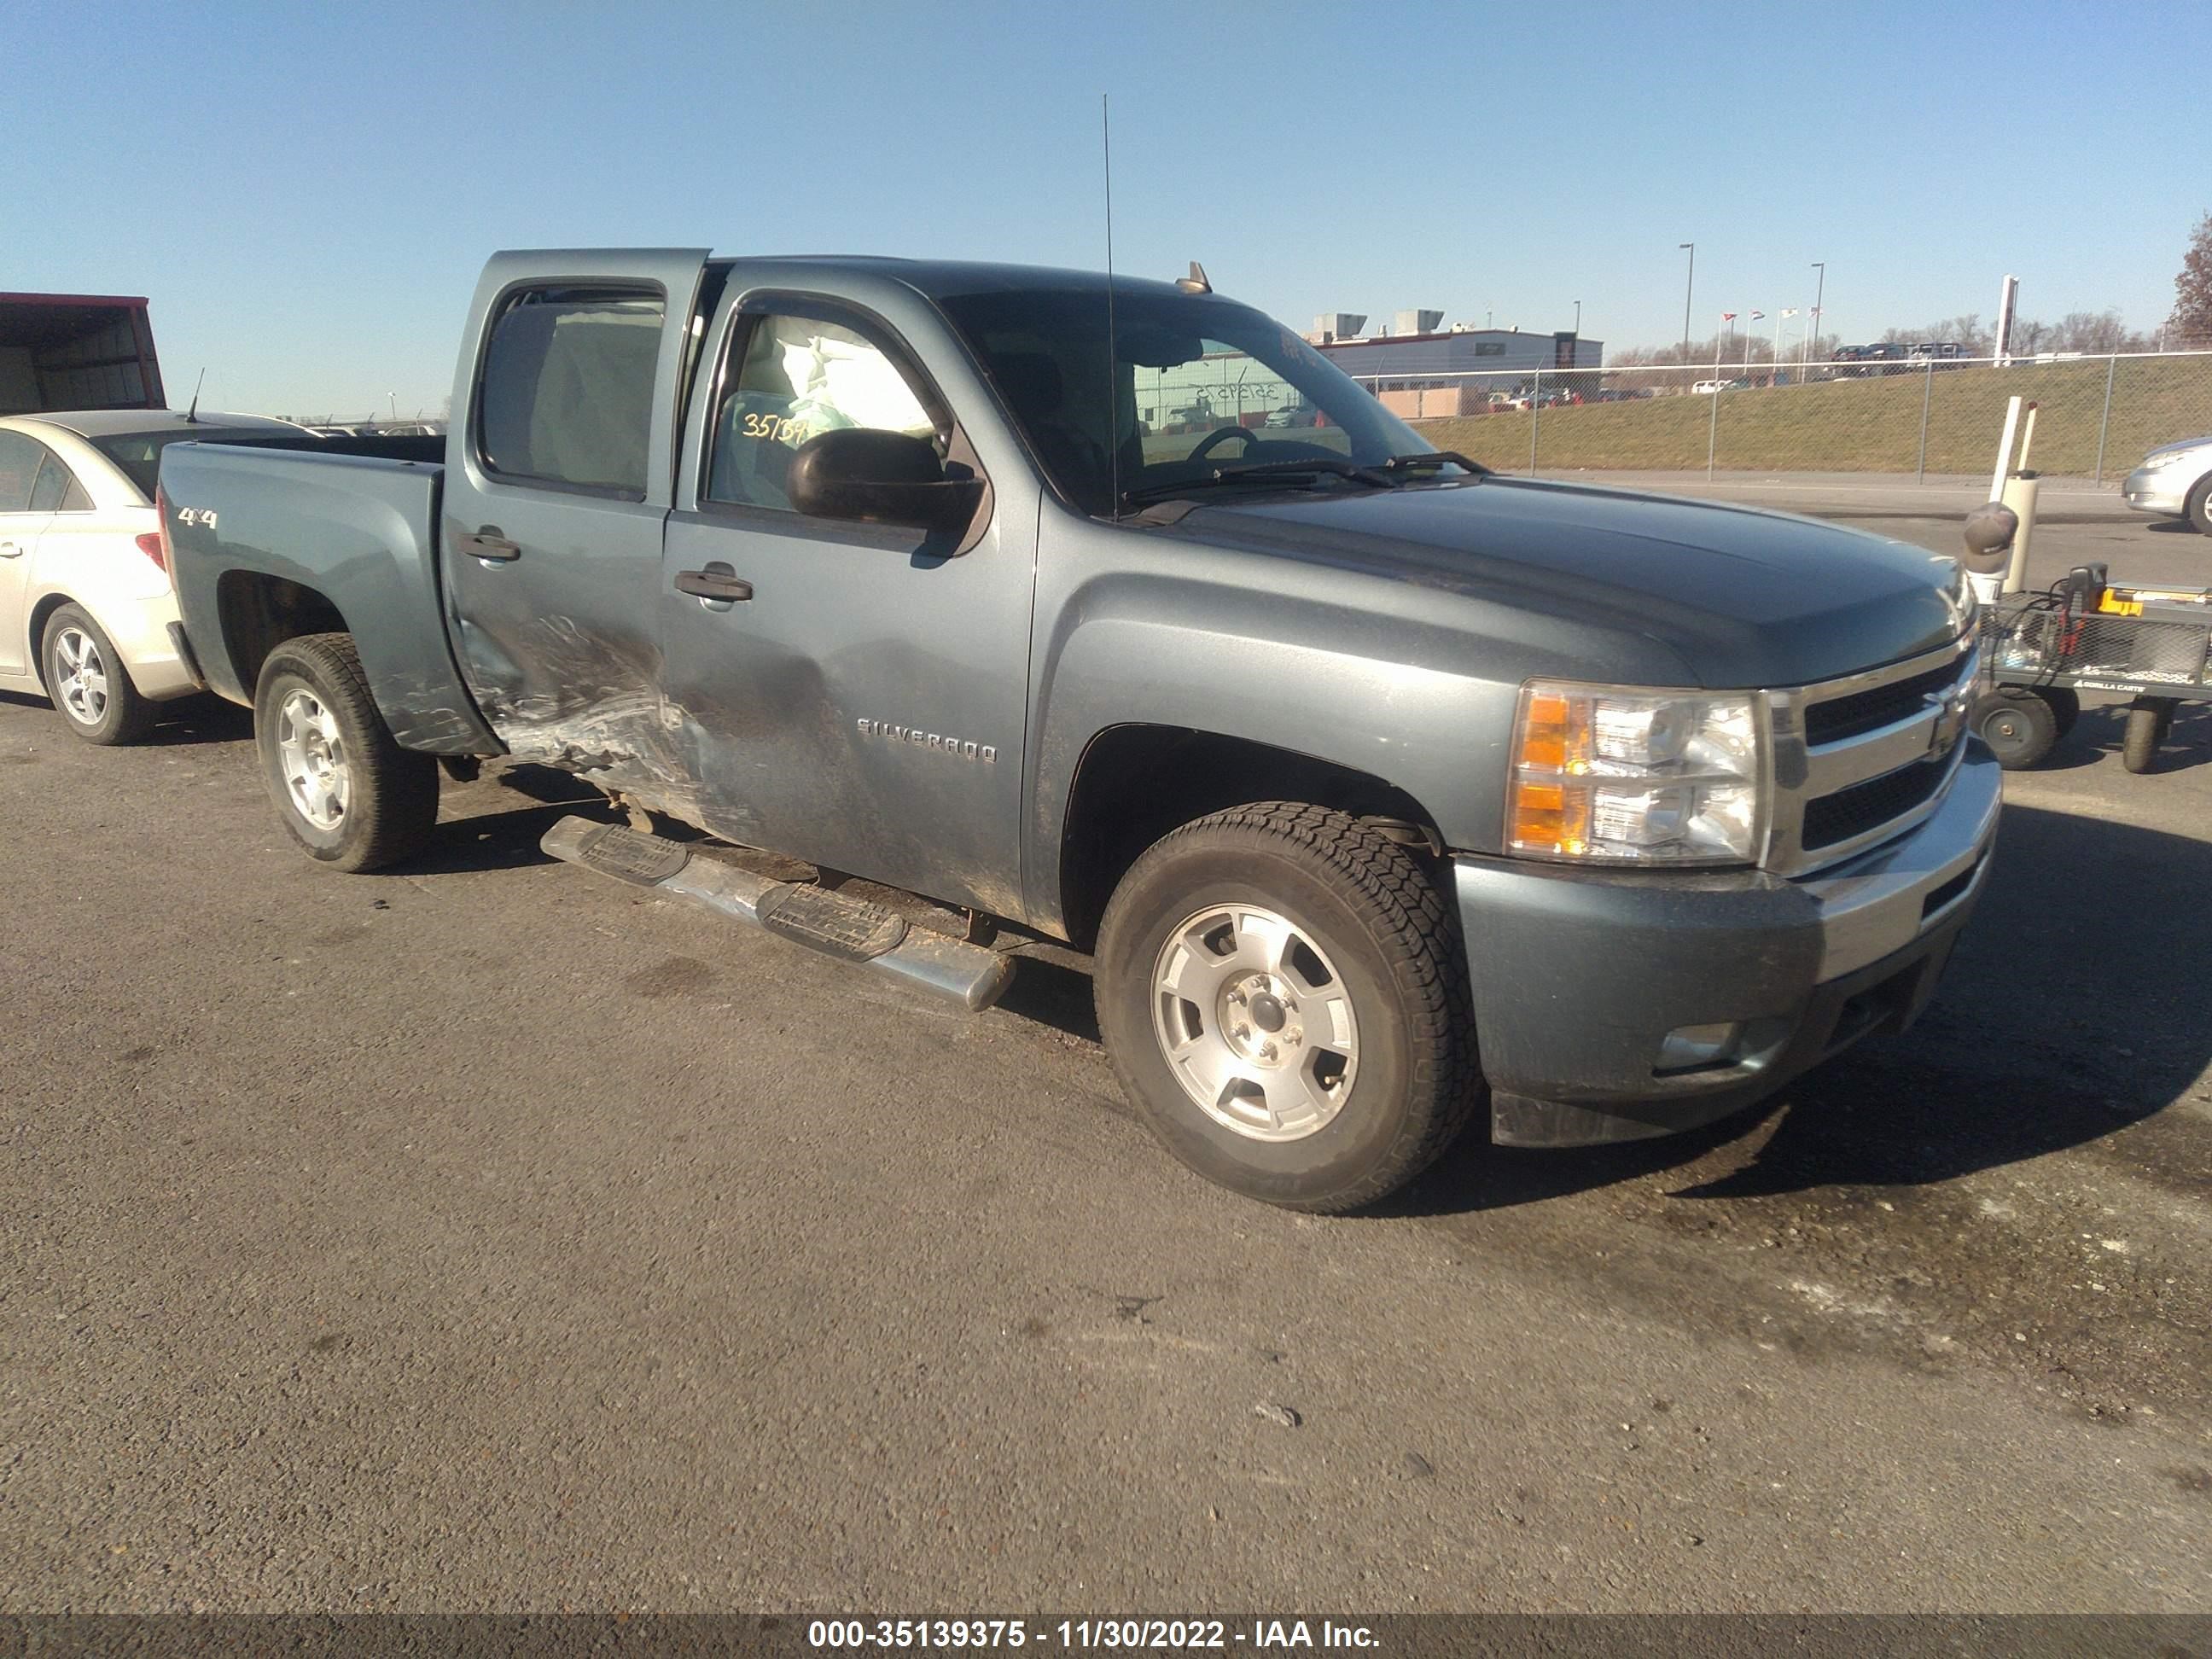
<box><xmin>935</xmin><ymin>286</ymin><xmax>1443</xmax><ymax>517</ymax></box>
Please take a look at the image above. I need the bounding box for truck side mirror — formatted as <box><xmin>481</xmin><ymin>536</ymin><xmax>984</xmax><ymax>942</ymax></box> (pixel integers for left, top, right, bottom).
<box><xmin>787</xmin><ymin>428</ymin><xmax>983</xmax><ymax>537</ymax></box>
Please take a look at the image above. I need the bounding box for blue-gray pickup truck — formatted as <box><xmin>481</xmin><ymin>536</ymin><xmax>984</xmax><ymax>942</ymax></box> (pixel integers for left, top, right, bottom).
<box><xmin>159</xmin><ymin>248</ymin><xmax>1999</xmax><ymax>1210</ymax></box>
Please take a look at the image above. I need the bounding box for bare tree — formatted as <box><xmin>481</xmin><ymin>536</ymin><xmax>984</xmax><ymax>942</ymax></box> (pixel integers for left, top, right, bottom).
<box><xmin>2170</xmin><ymin>211</ymin><xmax>2212</xmax><ymax>350</ymax></box>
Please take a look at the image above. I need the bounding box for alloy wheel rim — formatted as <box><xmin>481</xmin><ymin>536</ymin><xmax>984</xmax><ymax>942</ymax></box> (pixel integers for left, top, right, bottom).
<box><xmin>1150</xmin><ymin>901</ymin><xmax>1360</xmax><ymax>1142</ymax></box>
<box><xmin>54</xmin><ymin>627</ymin><xmax>108</xmax><ymax>726</ymax></box>
<box><xmin>276</xmin><ymin>689</ymin><xmax>350</xmax><ymax>830</ymax></box>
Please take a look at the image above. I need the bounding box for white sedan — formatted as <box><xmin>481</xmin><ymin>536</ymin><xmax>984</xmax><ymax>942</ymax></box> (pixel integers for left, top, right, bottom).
<box><xmin>0</xmin><ymin>409</ymin><xmax>302</xmax><ymax>742</ymax></box>
<box><xmin>2122</xmin><ymin>434</ymin><xmax>2212</xmax><ymax>535</ymax></box>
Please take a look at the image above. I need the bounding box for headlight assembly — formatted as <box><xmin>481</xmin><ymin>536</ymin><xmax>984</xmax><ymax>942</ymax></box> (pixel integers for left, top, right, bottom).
<box><xmin>1506</xmin><ymin>681</ymin><xmax>1767</xmax><ymax>865</ymax></box>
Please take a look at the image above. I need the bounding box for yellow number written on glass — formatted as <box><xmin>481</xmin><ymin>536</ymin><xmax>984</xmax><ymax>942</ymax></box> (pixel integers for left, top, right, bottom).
<box><xmin>741</xmin><ymin>411</ymin><xmax>813</xmax><ymax>445</ymax></box>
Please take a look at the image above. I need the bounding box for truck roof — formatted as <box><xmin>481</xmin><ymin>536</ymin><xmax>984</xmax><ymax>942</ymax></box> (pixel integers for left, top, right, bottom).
<box><xmin>511</xmin><ymin>250</ymin><xmax>1208</xmax><ymax>306</ymax></box>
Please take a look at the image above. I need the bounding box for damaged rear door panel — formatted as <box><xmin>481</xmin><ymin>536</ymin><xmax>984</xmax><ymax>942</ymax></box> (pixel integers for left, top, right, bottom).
<box><xmin>439</xmin><ymin>249</ymin><xmax>710</xmax><ymax>806</ymax></box>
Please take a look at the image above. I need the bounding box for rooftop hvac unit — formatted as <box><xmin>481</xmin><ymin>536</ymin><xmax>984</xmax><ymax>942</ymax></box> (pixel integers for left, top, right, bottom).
<box><xmin>1394</xmin><ymin>309</ymin><xmax>1443</xmax><ymax>337</ymax></box>
<box><xmin>1313</xmin><ymin>312</ymin><xmax>1366</xmax><ymax>342</ymax></box>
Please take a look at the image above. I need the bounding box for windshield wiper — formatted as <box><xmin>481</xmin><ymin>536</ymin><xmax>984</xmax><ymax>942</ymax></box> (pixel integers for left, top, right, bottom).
<box><xmin>1121</xmin><ymin>456</ymin><xmax>1397</xmax><ymax>507</ymax></box>
<box><xmin>1378</xmin><ymin>450</ymin><xmax>1491</xmax><ymax>479</ymax></box>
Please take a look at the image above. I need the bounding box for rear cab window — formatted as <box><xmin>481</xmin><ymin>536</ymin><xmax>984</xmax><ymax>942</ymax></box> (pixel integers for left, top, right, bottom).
<box><xmin>476</xmin><ymin>286</ymin><xmax>666</xmax><ymax>498</ymax></box>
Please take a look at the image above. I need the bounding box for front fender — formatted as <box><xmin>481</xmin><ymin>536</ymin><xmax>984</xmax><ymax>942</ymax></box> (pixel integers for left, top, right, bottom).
<box><xmin>1021</xmin><ymin>517</ymin><xmax>1692</xmax><ymax>932</ymax></box>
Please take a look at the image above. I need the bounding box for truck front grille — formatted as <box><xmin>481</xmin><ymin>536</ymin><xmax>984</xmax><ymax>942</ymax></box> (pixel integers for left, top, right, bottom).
<box><xmin>1800</xmin><ymin>755</ymin><xmax>1953</xmax><ymax>850</ymax></box>
<box><xmin>1763</xmin><ymin>632</ymin><xmax>1977</xmax><ymax>875</ymax></box>
<box><xmin>1802</xmin><ymin>659</ymin><xmax>1965</xmax><ymax>744</ymax></box>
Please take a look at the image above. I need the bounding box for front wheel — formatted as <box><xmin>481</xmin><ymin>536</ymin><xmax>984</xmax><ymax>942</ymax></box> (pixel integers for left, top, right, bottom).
<box><xmin>1094</xmin><ymin>803</ymin><xmax>1483</xmax><ymax>1213</ymax></box>
<box><xmin>1973</xmin><ymin>687</ymin><xmax>2059</xmax><ymax>770</ymax></box>
<box><xmin>2186</xmin><ymin>475</ymin><xmax>2211</xmax><ymax>536</ymax></box>
<box><xmin>253</xmin><ymin>633</ymin><xmax>438</xmax><ymax>871</ymax></box>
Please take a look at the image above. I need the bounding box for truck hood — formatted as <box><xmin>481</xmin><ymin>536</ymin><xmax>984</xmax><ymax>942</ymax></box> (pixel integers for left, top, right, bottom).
<box><xmin>1168</xmin><ymin>477</ymin><xmax>1971</xmax><ymax>688</ymax></box>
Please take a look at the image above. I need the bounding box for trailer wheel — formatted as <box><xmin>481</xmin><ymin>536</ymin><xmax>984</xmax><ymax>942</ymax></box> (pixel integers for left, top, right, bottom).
<box><xmin>253</xmin><ymin>632</ymin><xmax>439</xmax><ymax>870</ymax></box>
<box><xmin>1973</xmin><ymin>688</ymin><xmax>2058</xmax><ymax>770</ymax></box>
<box><xmin>2121</xmin><ymin>697</ymin><xmax>2174</xmax><ymax>774</ymax></box>
<box><xmin>1094</xmin><ymin>802</ymin><xmax>1483</xmax><ymax>1214</ymax></box>
<box><xmin>2034</xmin><ymin>685</ymin><xmax>2081</xmax><ymax>739</ymax></box>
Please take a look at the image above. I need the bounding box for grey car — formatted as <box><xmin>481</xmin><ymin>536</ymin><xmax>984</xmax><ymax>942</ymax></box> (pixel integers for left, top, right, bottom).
<box><xmin>2122</xmin><ymin>434</ymin><xmax>2212</xmax><ymax>533</ymax></box>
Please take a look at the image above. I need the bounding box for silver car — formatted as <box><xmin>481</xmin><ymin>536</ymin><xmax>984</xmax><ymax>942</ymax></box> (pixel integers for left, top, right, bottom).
<box><xmin>2122</xmin><ymin>434</ymin><xmax>2212</xmax><ymax>533</ymax></box>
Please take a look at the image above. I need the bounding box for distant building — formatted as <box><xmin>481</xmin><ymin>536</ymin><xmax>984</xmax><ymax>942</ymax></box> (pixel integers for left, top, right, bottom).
<box><xmin>1317</xmin><ymin>326</ymin><xmax>1601</xmax><ymax>383</ymax></box>
<box><xmin>1314</xmin><ymin>325</ymin><xmax>1602</xmax><ymax>421</ymax></box>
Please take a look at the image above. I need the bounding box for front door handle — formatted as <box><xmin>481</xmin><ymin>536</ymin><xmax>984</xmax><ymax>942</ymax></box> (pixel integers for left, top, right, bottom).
<box><xmin>0</xmin><ymin>541</ymin><xmax>20</xmax><ymax>558</ymax></box>
<box><xmin>453</xmin><ymin>524</ymin><xmax>521</xmax><ymax>562</ymax></box>
<box><xmin>674</xmin><ymin>565</ymin><xmax>754</xmax><ymax>602</ymax></box>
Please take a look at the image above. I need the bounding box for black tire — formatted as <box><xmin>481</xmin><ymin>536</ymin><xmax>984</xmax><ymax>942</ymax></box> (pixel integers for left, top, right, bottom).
<box><xmin>2121</xmin><ymin>697</ymin><xmax>2169</xmax><ymax>774</ymax></box>
<box><xmin>2186</xmin><ymin>474</ymin><xmax>2211</xmax><ymax>537</ymax></box>
<box><xmin>2034</xmin><ymin>685</ymin><xmax>2081</xmax><ymax>739</ymax></box>
<box><xmin>1094</xmin><ymin>802</ymin><xmax>1483</xmax><ymax>1213</ymax></box>
<box><xmin>1973</xmin><ymin>687</ymin><xmax>2058</xmax><ymax>770</ymax></box>
<box><xmin>253</xmin><ymin>632</ymin><xmax>438</xmax><ymax>871</ymax></box>
<box><xmin>41</xmin><ymin>602</ymin><xmax>154</xmax><ymax>745</ymax></box>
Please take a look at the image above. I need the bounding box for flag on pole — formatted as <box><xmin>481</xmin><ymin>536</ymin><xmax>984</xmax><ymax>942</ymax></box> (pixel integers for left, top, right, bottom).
<box><xmin>1781</xmin><ymin>308</ymin><xmax>1798</xmax><ymax>317</ymax></box>
<box><xmin>1748</xmin><ymin>310</ymin><xmax>1766</xmax><ymax>321</ymax></box>
<box><xmin>1720</xmin><ymin>312</ymin><xmax>1737</xmax><ymax>323</ymax></box>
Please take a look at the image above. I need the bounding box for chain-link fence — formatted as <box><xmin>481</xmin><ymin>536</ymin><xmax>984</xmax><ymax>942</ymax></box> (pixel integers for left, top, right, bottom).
<box><xmin>1350</xmin><ymin>352</ymin><xmax>2212</xmax><ymax>485</ymax></box>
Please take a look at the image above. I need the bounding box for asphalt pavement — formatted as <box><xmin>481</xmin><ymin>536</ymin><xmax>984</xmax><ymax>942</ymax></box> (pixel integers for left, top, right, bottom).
<box><xmin>2</xmin><ymin>485</ymin><xmax>2208</xmax><ymax>1614</ymax></box>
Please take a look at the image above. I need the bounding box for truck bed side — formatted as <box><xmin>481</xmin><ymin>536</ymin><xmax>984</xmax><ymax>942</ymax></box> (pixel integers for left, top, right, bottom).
<box><xmin>161</xmin><ymin>442</ymin><xmax>502</xmax><ymax>754</ymax></box>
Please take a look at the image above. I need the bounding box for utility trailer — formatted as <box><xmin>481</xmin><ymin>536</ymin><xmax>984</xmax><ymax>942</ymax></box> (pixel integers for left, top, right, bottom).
<box><xmin>1974</xmin><ymin>568</ymin><xmax>2212</xmax><ymax>771</ymax></box>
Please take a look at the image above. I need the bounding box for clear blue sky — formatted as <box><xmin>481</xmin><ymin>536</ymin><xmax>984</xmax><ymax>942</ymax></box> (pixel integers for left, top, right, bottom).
<box><xmin>11</xmin><ymin>0</ymin><xmax>2207</xmax><ymax>418</ymax></box>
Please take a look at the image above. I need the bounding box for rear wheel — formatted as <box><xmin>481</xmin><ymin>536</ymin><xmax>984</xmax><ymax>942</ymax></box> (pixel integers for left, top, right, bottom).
<box><xmin>42</xmin><ymin>603</ymin><xmax>154</xmax><ymax>745</ymax></box>
<box><xmin>1973</xmin><ymin>688</ymin><xmax>2058</xmax><ymax>770</ymax></box>
<box><xmin>1094</xmin><ymin>802</ymin><xmax>1483</xmax><ymax>1213</ymax></box>
<box><xmin>2121</xmin><ymin>697</ymin><xmax>2174</xmax><ymax>774</ymax></box>
<box><xmin>253</xmin><ymin>632</ymin><xmax>438</xmax><ymax>871</ymax></box>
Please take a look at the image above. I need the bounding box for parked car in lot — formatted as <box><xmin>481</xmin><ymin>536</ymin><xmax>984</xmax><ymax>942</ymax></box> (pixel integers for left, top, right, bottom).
<box><xmin>0</xmin><ymin>409</ymin><xmax>304</xmax><ymax>742</ymax></box>
<box><xmin>2122</xmin><ymin>434</ymin><xmax>2212</xmax><ymax>534</ymax></box>
<box><xmin>160</xmin><ymin>247</ymin><xmax>1996</xmax><ymax>1211</ymax></box>
<box><xmin>1692</xmin><ymin>379</ymin><xmax>1729</xmax><ymax>394</ymax></box>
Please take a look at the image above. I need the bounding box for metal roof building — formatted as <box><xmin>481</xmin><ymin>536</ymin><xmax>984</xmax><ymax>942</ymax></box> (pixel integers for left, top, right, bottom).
<box><xmin>1316</xmin><ymin>327</ymin><xmax>1601</xmax><ymax>386</ymax></box>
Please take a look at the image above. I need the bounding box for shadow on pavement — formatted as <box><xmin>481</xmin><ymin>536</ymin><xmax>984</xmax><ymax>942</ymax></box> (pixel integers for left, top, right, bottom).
<box><xmin>1399</xmin><ymin>801</ymin><xmax>2212</xmax><ymax>1213</ymax></box>
<box><xmin>396</xmin><ymin>765</ymin><xmax>612</xmax><ymax>877</ymax></box>
<box><xmin>0</xmin><ymin>688</ymin><xmax>258</xmax><ymax>747</ymax></box>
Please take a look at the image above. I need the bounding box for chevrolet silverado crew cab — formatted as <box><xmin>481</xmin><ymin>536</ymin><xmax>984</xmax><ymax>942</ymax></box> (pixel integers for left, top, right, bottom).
<box><xmin>159</xmin><ymin>248</ymin><xmax>1998</xmax><ymax>1211</ymax></box>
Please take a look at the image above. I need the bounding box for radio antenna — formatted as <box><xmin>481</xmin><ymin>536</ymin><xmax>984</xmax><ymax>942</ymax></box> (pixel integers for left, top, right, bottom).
<box><xmin>1102</xmin><ymin>92</ymin><xmax>1121</xmax><ymax>521</ymax></box>
<box><xmin>184</xmin><ymin>368</ymin><xmax>206</xmax><ymax>423</ymax></box>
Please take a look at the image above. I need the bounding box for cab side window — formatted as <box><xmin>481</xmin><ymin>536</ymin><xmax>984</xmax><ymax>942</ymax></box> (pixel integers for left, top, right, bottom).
<box><xmin>477</xmin><ymin>286</ymin><xmax>664</xmax><ymax>498</ymax></box>
<box><xmin>706</xmin><ymin>312</ymin><xmax>940</xmax><ymax>512</ymax></box>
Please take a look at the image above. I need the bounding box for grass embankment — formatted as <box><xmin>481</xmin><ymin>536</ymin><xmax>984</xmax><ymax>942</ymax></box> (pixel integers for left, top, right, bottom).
<box><xmin>1415</xmin><ymin>358</ymin><xmax>2212</xmax><ymax>478</ymax></box>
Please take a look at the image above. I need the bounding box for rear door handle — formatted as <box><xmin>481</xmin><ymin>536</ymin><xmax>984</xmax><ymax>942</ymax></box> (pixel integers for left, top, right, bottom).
<box><xmin>0</xmin><ymin>541</ymin><xmax>20</xmax><ymax>558</ymax></box>
<box><xmin>674</xmin><ymin>565</ymin><xmax>754</xmax><ymax>602</ymax></box>
<box><xmin>453</xmin><ymin>524</ymin><xmax>521</xmax><ymax>562</ymax></box>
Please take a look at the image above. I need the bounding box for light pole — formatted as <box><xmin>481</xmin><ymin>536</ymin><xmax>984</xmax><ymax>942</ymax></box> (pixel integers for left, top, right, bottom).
<box><xmin>1573</xmin><ymin>299</ymin><xmax>1582</xmax><ymax>335</ymax></box>
<box><xmin>387</xmin><ymin>392</ymin><xmax>398</xmax><ymax>422</ymax></box>
<box><xmin>1679</xmin><ymin>243</ymin><xmax>1695</xmax><ymax>363</ymax></box>
<box><xmin>1805</xmin><ymin>261</ymin><xmax>1825</xmax><ymax>380</ymax></box>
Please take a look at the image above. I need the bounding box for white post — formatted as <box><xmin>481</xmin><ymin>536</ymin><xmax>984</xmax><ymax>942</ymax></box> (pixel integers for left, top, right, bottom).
<box><xmin>1989</xmin><ymin>395</ymin><xmax>2023</xmax><ymax>500</ymax></box>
